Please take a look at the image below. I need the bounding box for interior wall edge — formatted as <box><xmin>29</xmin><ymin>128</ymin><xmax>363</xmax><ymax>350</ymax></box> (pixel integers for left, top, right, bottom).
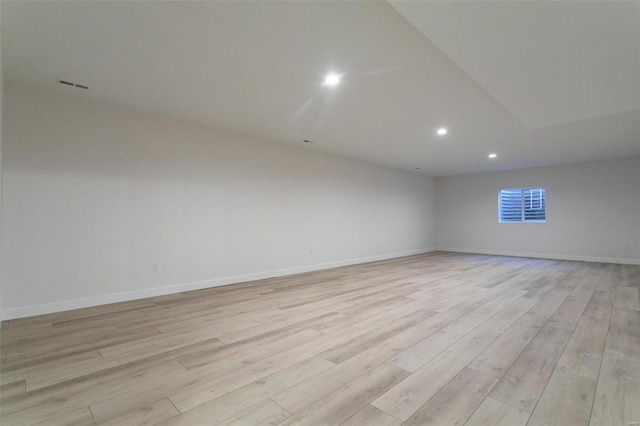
<box><xmin>438</xmin><ymin>247</ymin><xmax>640</xmax><ymax>266</ymax></box>
<box><xmin>1</xmin><ymin>247</ymin><xmax>437</xmax><ymax>321</ymax></box>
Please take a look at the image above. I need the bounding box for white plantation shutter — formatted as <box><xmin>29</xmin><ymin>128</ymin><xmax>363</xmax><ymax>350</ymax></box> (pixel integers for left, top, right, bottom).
<box><xmin>499</xmin><ymin>188</ymin><xmax>546</xmax><ymax>223</ymax></box>
<box><xmin>499</xmin><ymin>189</ymin><xmax>523</xmax><ymax>222</ymax></box>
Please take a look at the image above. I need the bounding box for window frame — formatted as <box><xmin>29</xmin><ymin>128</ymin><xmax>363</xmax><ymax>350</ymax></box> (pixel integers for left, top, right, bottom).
<box><xmin>498</xmin><ymin>187</ymin><xmax>546</xmax><ymax>223</ymax></box>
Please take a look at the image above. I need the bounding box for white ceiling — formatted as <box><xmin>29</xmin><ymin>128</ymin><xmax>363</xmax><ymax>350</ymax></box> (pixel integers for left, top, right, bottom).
<box><xmin>390</xmin><ymin>1</ymin><xmax>640</xmax><ymax>129</ymax></box>
<box><xmin>2</xmin><ymin>1</ymin><xmax>639</xmax><ymax>176</ymax></box>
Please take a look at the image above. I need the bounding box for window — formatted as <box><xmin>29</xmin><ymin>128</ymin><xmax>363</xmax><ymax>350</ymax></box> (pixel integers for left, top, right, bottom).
<box><xmin>499</xmin><ymin>187</ymin><xmax>546</xmax><ymax>223</ymax></box>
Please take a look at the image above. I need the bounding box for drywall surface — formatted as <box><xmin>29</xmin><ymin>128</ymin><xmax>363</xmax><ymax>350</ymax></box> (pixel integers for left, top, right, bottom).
<box><xmin>0</xmin><ymin>7</ymin><xmax>3</xmax><ymax>326</ymax></box>
<box><xmin>437</xmin><ymin>158</ymin><xmax>640</xmax><ymax>264</ymax></box>
<box><xmin>2</xmin><ymin>85</ymin><xmax>437</xmax><ymax>319</ymax></box>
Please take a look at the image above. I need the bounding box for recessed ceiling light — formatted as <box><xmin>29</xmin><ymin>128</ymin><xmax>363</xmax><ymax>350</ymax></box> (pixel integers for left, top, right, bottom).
<box><xmin>437</xmin><ymin>128</ymin><xmax>447</xmax><ymax>136</ymax></box>
<box><xmin>323</xmin><ymin>73</ymin><xmax>341</xmax><ymax>87</ymax></box>
<box><xmin>488</xmin><ymin>153</ymin><xmax>497</xmax><ymax>159</ymax></box>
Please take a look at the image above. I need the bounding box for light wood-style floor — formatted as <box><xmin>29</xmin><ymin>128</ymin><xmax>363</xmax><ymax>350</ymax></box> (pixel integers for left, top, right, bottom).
<box><xmin>1</xmin><ymin>252</ymin><xmax>639</xmax><ymax>426</ymax></box>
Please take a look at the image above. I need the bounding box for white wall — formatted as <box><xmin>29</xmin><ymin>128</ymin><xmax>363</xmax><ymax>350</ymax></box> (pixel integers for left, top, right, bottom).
<box><xmin>437</xmin><ymin>158</ymin><xmax>640</xmax><ymax>264</ymax></box>
<box><xmin>0</xmin><ymin>1</ymin><xmax>4</xmax><ymax>326</ymax></box>
<box><xmin>1</xmin><ymin>85</ymin><xmax>437</xmax><ymax>319</ymax></box>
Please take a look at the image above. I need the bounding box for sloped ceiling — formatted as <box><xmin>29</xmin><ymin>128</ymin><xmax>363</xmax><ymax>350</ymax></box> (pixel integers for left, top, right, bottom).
<box><xmin>389</xmin><ymin>1</ymin><xmax>640</xmax><ymax>129</ymax></box>
<box><xmin>2</xmin><ymin>1</ymin><xmax>639</xmax><ymax>176</ymax></box>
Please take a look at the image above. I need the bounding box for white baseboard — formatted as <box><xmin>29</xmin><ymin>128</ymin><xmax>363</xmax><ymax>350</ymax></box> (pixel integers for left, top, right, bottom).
<box><xmin>1</xmin><ymin>248</ymin><xmax>437</xmax><ymax>321</ymax></box>
<box><xmin>438</xmin><ymin>247</ymin><xmax>640</xmax><ymax>265</ymax></box>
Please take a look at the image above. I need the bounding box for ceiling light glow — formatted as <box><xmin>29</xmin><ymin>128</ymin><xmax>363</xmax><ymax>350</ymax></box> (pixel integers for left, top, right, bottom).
<box><xmin>323</xmin><ymin>73</ymin><xmax>341</xmax><ymax>86</ymax></box>
<box><xmin>488</xmin><ymin>153</ymin><xmax>497</xmax><ymax>159</ymax></box>
<box><xmin>437</xmin><ymin>128</ymin><xmax>447</xmax><ymax>136</ymax></box>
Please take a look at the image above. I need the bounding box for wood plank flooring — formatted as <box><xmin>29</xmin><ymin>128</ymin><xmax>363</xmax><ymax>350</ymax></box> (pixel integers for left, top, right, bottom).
<box><xmin>1</xmin><ymin>252</ymin><xmax>639</xmax><ymax>425</ymax></box>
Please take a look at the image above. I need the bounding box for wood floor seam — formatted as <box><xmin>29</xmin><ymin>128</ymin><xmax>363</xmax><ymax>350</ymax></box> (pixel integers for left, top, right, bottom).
<box><xmin>88</xmin><ymin>404</ymin><xmax>97</xmax><ymax>425</ymax></box>
<box><xmin>269</xmin><ymin>398</ymin><xmax>294</xmax><ymax>417</ymax></box>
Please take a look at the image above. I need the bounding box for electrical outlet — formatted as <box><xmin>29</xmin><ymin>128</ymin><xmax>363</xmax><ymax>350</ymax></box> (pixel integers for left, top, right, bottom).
<box><xmin>152</xmin><ymin>263</ymin><xmax>159</xmax><ymax>272</ymax></box>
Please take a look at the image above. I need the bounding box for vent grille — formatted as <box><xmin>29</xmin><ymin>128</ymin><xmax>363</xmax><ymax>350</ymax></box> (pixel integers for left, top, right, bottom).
<box><xmin>58</xmin><ymin>79</ymin><xmax>89</xmax><ymax>90</ymax></box>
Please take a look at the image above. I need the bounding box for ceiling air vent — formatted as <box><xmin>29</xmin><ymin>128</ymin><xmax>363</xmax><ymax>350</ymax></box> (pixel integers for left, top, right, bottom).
<box><xmin>57</xmin><ymin>79</ymin><xmax>88</xmax><ymax>90</ymax></box>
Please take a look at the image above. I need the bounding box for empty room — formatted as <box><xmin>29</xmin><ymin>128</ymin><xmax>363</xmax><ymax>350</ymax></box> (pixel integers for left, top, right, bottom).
<box><xmin>1</xmin><ymin>1</ymin><xmax>639</xmax><ymax>425</ymax></box>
